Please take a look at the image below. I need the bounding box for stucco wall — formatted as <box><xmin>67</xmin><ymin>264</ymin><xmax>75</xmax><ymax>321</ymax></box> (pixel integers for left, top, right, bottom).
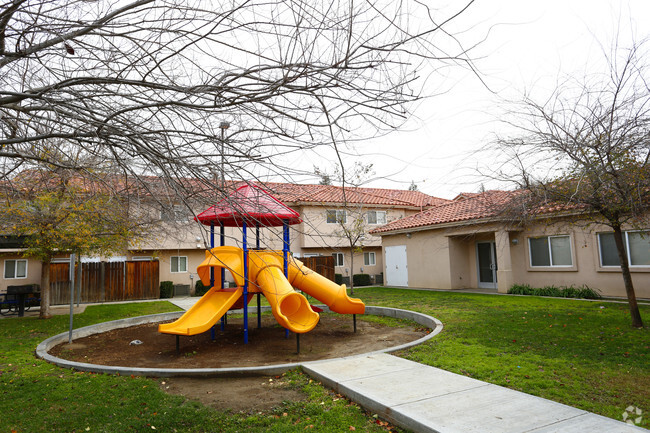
<box><xmin>511</xmin><ymin>222</ymin><xmax>650</xmax><ymax>299</ymax></box>
<box><xmin>0</xmin><ymin>254</ymin><xmax>42</xmax><ymax>294</ymax></box>
<box><xmin>378</xmin><ymin>219</ymin><xmax>650</xmax><ymax>299</ymax></box>
<box><xmin>152</xmin><ymin>249</ymin><xmax>211</xmax><ymax>288</ymax></box>
<box><xmin>381</xmin><ymin>231</ymin><xmax>453</xmax><ymax>289</ymax></box>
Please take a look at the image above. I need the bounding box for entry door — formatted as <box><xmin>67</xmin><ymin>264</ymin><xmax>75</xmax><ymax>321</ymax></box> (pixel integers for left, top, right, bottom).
<box><xmin>385</xmin><ymin>245</ymin><xmax>408</xmax><ymax>287</ymax></box>
<box><xmin>476</xmin><ymin>242</ymin><xmax>497</xmax><ymax>289</ymax></box>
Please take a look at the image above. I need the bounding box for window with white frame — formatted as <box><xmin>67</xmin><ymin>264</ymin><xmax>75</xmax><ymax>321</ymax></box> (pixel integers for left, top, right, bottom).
<box><xmin>170</xmin><ymin>256</ymin><xmax>188</xmax><ymax>273</ymax></box>
<box><xmin>367</xmin><ymin>210</ymin><xmax>387</xmax><ymax>225</ymax></box>
<box><xmin>528</xmin><ymin>235</ymin><xmax>573</xmax><ymax>267</ymax></box>
<box><xmin>326</xmin><ymin>209</ymin><xmax>346</xmax><ymax>224</ymax></box>
<box><xmin>598</xmin><ymin>231</ymin><xmax>650</xmax><ymax>267</ymax></box>
<box><xmin>332</xmin><ymin>252</ymin><xmax>344</xmax><ymax>267</ymax></box>
<box><xmin>4</xmin><ymin>259</ymin><xmax>27</xmax><ymax>279</ymax></box>
<box><xmin>363</xmin><ymin>252</ymin><xmax>376</xmax><ymax>266</ymax></box>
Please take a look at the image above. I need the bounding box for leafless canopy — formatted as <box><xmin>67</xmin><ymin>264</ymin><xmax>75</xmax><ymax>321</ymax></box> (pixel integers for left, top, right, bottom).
<box><xmin>494</xmin><ymin>37</ymin><xmax>650</xmax><ymax>221</ymax></box>
<box><xmin>0</xmin><ymin>0</ymin><xmax>478</xmax><ymax>203</ymax></box>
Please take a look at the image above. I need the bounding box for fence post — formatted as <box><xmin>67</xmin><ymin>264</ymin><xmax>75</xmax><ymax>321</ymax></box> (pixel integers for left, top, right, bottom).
<box><xmin>99</xmin><ymin>262</ymin><xmax>105</xmax><ymax>302</ymax></box>
<box><xmin>76</xmin><ymin>255</ymin><xmax>82</xmax><ymax>306</ymax></box>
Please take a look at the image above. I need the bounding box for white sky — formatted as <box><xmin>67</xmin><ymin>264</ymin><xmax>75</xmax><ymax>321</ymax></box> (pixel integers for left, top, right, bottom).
<box><xmin>345</xmin><ymin>0</ymin><xmax>650</xmax><ymax>199</ymax></box>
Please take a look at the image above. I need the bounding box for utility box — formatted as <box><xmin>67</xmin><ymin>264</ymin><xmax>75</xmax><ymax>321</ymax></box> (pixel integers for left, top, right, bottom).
<box><xmin>173</xmin><ymin>284</ymin><xmax>190</xmax><ymax>296</ymax></box>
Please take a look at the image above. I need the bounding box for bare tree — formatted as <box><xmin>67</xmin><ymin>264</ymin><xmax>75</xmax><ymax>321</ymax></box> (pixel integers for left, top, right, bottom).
<box><xmin>495</xmin><ymin>38</ymin><xmax>650</xmax><ymax>328</ymax></box>
<box><xmin>319</xmin><ymin>162</ymin><xmax>375</xmax><ymax>294</ymax></box>
<box><xmin>0</xmin><ymin>0</ymin><xmax>479</xmax><ymax>207</ymax></box>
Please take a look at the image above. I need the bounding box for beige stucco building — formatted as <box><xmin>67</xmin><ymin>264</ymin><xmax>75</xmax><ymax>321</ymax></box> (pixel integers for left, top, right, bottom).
<box><xmin>1</xmin><ymin>181</ymin><xmax>445</xmax><ymax>297</ymax></box>
<box><xmin>124</xmin><ymin>182</ymin><xmax>446</xmax><ymax>291</ymax></box>
<box><xmin>372</xmin><ymin>190</ymin><xmax>650</xmax><ymax>299</ymax></box>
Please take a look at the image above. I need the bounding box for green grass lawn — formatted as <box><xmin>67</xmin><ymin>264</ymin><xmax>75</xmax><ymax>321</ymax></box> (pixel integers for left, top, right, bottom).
<box><xmin>354</xmin><ymin>287</ymin><xmax>650</xmax><ymax>428</ymax></box>
<box><xmin>1</xmin><ymin>289</ymin><xmax>648</xmax><ymax>431</ymax></box>
<box><xmin>0</xmin><ymin>302</ymin><xmax>402</xmax><ymax>433</ymax></box>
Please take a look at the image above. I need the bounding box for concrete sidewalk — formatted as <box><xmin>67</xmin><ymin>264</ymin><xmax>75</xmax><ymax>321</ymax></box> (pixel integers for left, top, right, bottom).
<box><xmin>303</xmin><ymin>353</ymin><xmax>647</xmax><ymax>433</ymax></box>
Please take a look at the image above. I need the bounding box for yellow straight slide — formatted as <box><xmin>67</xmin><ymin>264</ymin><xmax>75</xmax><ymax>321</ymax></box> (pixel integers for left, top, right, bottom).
<box><xmin>288</xmin><ymin>258</ymin><xmax>365</xmax><ymax>315</ymax></box>
<box><xmin>158</xmin><ymin>287</ymin><xmax>243</xmax><ymax>336</ymax></box>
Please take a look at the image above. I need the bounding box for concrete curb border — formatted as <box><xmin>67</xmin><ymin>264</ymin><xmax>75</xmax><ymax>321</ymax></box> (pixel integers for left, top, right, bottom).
<box><xmin>36</xmin><ymin>305</ymin><xmax>443</xmax><ymax>377</ymax></box>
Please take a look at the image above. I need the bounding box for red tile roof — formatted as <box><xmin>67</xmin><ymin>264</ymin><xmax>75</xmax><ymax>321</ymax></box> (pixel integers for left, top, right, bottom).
<box><xmin>261</xmin><ymin>182</ymin><xmax>448</xmax><ymax>208</ymax></box>
<box><xmin>370</xmin><ymin>190</ymin><xmax>522</xmax><ymax>234</ymax></box>
<box><xmin>4</xmin><ymin>170</ymin><xmax>447</xmax><ymax>209</ymax></box>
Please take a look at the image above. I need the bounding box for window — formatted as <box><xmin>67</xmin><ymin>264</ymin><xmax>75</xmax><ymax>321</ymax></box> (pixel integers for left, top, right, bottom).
<box><xmin>161</xmin><ymin>205</ymin><xmax>189</xmax><ymax>222</ymax></box>
<box><xmin>528</xmin><ymin>235</ymin><xmax>572</xmax><ymax>267</ymax></box>
<box><xmin>364</xmin><ymin>252</ymin><xmax>376</xmax><ymax>266</ymax></box>
<box><xmin>326</xmin><ymin>210</ymin><xmax>346</xmax><ymax>224</ymax></box>
<box><xmin>367</xmin><ymin>210</ymin><xmax>387</xmax><ymax>225</ymax></box>
<box><xmin>332</xmin><ymin>253</ymin><xmax>344</xmax><ymax>267</ymax></box>
<box><xmin>4</xmin><ymin>259</ymin><xmax>27</xmax><ymax>279</ymax></box>
<box><xmin>598</xmin><ymin>231</ymin><xmax>650</xmax><ymax>267</ymax></box>
<box><xmin>171</xmin><ymin>256</ymin><xmax>188</xmax><ymax>273</ymax></box>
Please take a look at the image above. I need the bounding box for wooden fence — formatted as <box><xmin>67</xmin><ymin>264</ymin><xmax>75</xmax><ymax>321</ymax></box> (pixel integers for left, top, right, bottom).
<box><xmin>49</xmin><ymin>260</ymin><xmax>160</xmax><ymax>305</ymax></box>
<box><xmin>300</xmin><ymin>255</ymin><xmax>335</xmax><ymax>282</ymax></box>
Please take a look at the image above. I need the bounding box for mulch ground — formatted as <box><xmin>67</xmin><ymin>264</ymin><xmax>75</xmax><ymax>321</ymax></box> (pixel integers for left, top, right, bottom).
<box><xmin>49</xmin><ymin>314</ymin><xmax>427</xmax><ymax>413</ymax></box>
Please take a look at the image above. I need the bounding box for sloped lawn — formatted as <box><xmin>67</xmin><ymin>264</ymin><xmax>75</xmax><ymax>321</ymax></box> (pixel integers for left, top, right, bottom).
<box><xmin>354</xmin><ymin>287</ymin><xmax>649</xmax><ymax>428</ymax></box>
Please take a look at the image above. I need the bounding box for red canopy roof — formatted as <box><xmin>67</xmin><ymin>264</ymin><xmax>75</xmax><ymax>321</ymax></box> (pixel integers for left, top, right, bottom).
<box><xmin>195</xmin><ymin>184</ymin><xmax>302</xmax><ymax>227</ymax></box>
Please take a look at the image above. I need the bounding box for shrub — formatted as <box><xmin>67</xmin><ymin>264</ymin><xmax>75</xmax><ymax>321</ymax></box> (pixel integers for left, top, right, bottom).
<box><xmin>508</xmin><ymin>284</ymin><xmax>533</xmax><ymax>295</ymax></box>
<box><xmin>160</xmin><ymin>281</ymin><xmax>174</xmax><ymax>298</ymax></box>
<box><xmin>335</xmin><ymin>273</ymin><xmax>343</xmax><ymax>285</ymax></box>
<box><xmin>353</xmin><ymin>273</ymin><xmax>371</xmax><ymax>287</ymax></box>
<box><xmin>508</xmin><ymin>284</ymin><xmax>601</xmax><ymax>300</ymax></box>
<box><xmin>194</xmin><ymin>280</ymin><xmax>209</xmax><ymax>297</ymax></box>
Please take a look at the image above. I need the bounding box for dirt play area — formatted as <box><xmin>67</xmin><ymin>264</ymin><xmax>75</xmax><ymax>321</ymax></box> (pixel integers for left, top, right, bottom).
<box><xmin>49</xmin><ymin>313</ymin><xmax>428</xmax><ymax>413</ymax></box>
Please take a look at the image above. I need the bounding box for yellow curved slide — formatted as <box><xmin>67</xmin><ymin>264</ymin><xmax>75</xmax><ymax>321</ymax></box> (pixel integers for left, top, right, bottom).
<box><xmin>248</xmin><ymin>250</ymin><xmax>319</xmax><ymax>333</ymax></box>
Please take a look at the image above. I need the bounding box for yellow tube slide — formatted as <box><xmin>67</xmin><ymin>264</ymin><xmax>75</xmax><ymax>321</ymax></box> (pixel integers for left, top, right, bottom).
<box><xmin>249</xmin><ymin>251</ymin><xmax>319</xmax><ymax>334</ymax></box>
<box><xmin>288</xmin><ymin>258</ymin><xmax>365</xmax><ymax>315</ymax></box>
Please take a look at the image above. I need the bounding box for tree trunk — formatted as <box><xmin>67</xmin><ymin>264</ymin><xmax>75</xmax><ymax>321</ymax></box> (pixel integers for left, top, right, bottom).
<box><xmin>612</xmin><ymin>225</ymin><xmax>643</xmax><ymax>328</ymax></box>
<box><xmin>349</xmin><ymin>249</ymin><xmax>354</xmax><ymax>295</ymax></box>
<box><xmin>39</xmin><ymin>256</ymin><xmax>52</xmax><ymax>319</ymax></box>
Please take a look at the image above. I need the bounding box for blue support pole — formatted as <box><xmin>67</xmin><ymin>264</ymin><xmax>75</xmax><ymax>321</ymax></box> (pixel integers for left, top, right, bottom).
<box><xmin>220</xmin><ymin>223</ymin><xmax>226</xmax><ymax>331</ymax></box>
<box><xmin>256</xmin><ymin>224</ymin><xmax>261</xmax><ymax>328</ymax></box>
<box><xmin>220</xmin><ymin>223</ymin><xmax>226</xmax><ymax>287</ymax></box>
<box><xmin>210</xmin><ymin>223</ymin><xmax>215</xmax><ymax>288</ymax></box>
<box><xmin>283</xmin><ymin>219</ymin><xmax>289</xmax><ymax>276</ymax></box>
<box><xmin>283</xmin><ymin>219</ymin><xmax>290</xmax><ymax>339</ymax></box>
<box><xmin>243</xmin><ymin>221</ymin><xmax>249</xmax><ymax>344</ymax></box>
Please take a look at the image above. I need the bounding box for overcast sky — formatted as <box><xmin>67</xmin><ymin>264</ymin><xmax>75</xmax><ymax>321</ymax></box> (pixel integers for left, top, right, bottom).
<box><xmin>342</xmin><ymin>0</ymin><xmax>650</xmax><ymax>199</ymax></box>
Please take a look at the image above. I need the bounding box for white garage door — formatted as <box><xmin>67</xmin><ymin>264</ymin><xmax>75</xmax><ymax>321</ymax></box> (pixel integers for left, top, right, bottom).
<box><xmin>385</xmin><ymin>245</ymin><xmax>408</xmax><ymax>287</ymax></box>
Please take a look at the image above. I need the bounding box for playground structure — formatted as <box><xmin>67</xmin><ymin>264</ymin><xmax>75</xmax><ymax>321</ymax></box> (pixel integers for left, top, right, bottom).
<box><xmin>158</xmin><ymin>184</ymin><xmax>365</xmax><ymax>349</ymax></box>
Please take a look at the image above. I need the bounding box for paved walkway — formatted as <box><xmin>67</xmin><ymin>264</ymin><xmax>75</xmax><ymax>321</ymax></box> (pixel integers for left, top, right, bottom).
<box><xmin>303</xmin><ymin>354</ymin><xmax>647</xmax><ymax>433</ymax></box>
